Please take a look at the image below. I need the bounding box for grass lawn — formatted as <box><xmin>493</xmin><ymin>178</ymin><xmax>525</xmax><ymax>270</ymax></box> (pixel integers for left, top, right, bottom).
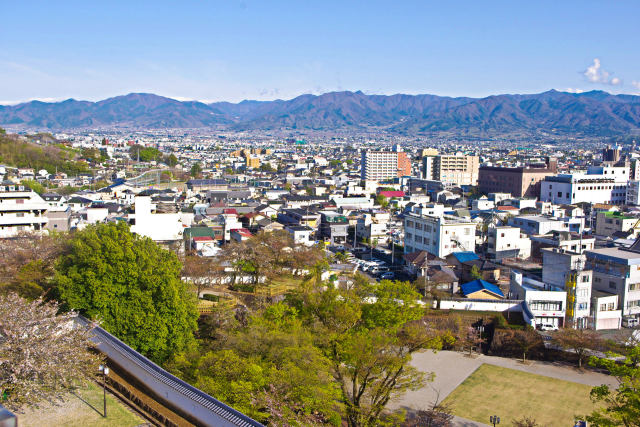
<box><xmin>443</xmin><ymin>364</ymin><xmax>599</xmax><ymax>426</ymax></box>
<box><xmin>18</xmin><ymin>381</ymin><xmax>143</xmax><ymax>427</ymax></box>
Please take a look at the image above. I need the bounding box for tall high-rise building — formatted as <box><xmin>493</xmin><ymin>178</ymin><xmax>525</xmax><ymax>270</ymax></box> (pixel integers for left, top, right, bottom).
<box><xmin>602</xmin><ymin>145</ymin><xmax>621</xmax><ymax>162</ymax></box>
<box><xmin>422</xmin><ymin>153</ymin><xmax>479</xmax><ymax>186</ymax></box>
<box><xmin>361</xmin><ymin>148</ymin><xmax>411</xmax><ymax>181</ymax></box>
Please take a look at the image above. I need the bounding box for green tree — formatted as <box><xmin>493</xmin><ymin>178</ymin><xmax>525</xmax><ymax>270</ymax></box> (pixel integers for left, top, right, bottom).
<box><xmin>129</xmin><ymin>144</ymin><xmax>161</xmax><ymax>162</ymax></box>
<box><xmin>21</xmin><ymin>179</ymin><xmax>45</xmax><ymax>194</ymax></box>
<box><xmin>583</xmin><ymin>345</ymin><xmax>640</xmax><ymax>426</ymax></box>
<box><xmin>375</xmin><ymin>194</ymin><xmax>389</xmax><ymax>209</ymax></box>
<box><xmin>190</xmin><ymin>162</ymin><xmax>203</xmax><ymax>178</ymax></box>
<box><xmin>165</xmin><ymin>153</ymin><xmax>179</xmax><ymax>167</ymax></box>
<box><xmin>301</xmin><ymin>280</ymin><xmax>453</xmax><ymax>426</ymax></box>
<box><xmin>469</xmin><ymin>265</ymin><xmax>483</xmax><ymax>280</ymax></box>
<box><xmin>54</xmin><ymin>222</ymin><xmax>198</xmax><ymax>363</ymax></box>
<box><xmin>169</xmin><ymin>303</ymin><xmax>341</xmax><ymax>425</ymax></box>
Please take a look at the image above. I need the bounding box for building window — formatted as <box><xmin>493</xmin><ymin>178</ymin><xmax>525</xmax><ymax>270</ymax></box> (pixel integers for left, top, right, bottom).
<box><xmin>609</xmin><ymin>281</ymin><xmax>616</xmax><ymax>289</ymax></box>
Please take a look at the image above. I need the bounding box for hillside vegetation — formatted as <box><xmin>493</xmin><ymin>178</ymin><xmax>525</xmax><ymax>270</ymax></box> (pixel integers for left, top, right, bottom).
<box><xmin>0</xmin><ymin>129</ymin><xmax>90</xmax><ymax>175</ymax></box>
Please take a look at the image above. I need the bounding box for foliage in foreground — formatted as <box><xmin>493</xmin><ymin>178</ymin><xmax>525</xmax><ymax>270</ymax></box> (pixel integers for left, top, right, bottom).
<box><xmin>171</xmin><ymin>276</ymin><xmax>453</xmax><ymax>426</ymax></box>
<box><xmin>0</xmin><ymin>293</ymin><xmax>101</xmax><ymax>411</ymax></box>
<box><xmin>584</xmin><ymin>345</ymin><xmax>640</xmax><ymax>427</ymax></box>
<box><xmin>54</xmin><ymin>222</ymin><xmax>198</xmax><ymax>363</ymax></box>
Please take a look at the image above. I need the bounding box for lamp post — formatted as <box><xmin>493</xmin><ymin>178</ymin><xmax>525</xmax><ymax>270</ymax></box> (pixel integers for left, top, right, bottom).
<box><xmin>98</xmin><ymin>364</ymin><xmax>110</xmax><ymax>417</ymax></box>
<box><xmin>490</xmin><ymin>415</ymin><xmax>500</xmax><ymax>427</ymax></box>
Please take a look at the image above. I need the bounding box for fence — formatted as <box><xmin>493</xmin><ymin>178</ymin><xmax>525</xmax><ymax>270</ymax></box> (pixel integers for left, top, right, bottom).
<box><xmin>439</xmin><ymin>298</ymin><xmax>523</xmax><ymax>312</ymax></box>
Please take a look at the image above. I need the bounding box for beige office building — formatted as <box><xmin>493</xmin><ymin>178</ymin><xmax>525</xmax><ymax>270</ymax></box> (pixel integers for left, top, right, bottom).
<box><xmin>422</xmin><ymin>154</ymin><xmax>479</xmax><ymax>186</ymax></box>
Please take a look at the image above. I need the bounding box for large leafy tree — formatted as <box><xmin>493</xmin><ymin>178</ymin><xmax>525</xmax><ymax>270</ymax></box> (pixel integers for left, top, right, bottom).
<box><xmin>54</xmin><ymin>222</ymin><xmax>198</xmax><ymax>363</ymax></box>
<box><xmin>0</xmin><ymin>293</ymin><xmax>101</xmax><ymax>411</ymax></box>
<box><xmin>299</xmin><ymin>279</ymin><xmax>453</xmax><ymax>427</ymax></box>
<box><xmin>169</xmin><ymin>303</ymin><xmax>341</xmax><ymax>425</ymax></box>
<box><xmin>584</xmin><ymin>345</ymin><xmax>640</xmax><ymax>426</ymax></box>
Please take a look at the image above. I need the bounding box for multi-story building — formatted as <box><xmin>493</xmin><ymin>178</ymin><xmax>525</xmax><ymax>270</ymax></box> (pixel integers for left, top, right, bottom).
<box><xmin>319</xmin><ymin>211</ymin><xmax>349</xmax><ymax>246</ymax></box>
<box><xmin>403</xmin><ymin>212</ymin><xmax>475</xmax><ymax>258</ymax></box>
<box><xmin>0</xmin><ymin>183</ymin><xmax>48</xmax><ymax>238</ymax></box>
<box><xmin>486</xmin><ymin>226</ymin><xmax>531</xmax><ymax>260</ymax></box>
<box><xmin>586</xmin><ymin>242</ymin><xmax>640</xmax><ymax>321</ymax></box>
<box><xmin>626</xmin><ymin>180</ymin><xmax>640</xmax><ymax>205</ymax></box>
<box><xmin>422</xmin><ymin>154</ymin><xmax>479</xmax><ymax>186</ymax></box>
<box><xmin>478</xmin><ymin>158</ymin><xmax>557</xmax><ymax>198</ymax></box>
<box><xmin>602</xmin><ymin>145</ymin><xmax>622</xmax><ymax>162</ymax></box>
<box><xmin>510</xmin><ymin>271</ymin><xmax>567</xmax><ymax>329</ymax></box>
<box><xmin>361</xmin><ymin>148</ymin><xmax>411</xmax><ymax>181</ymax></box>
<box><xmin>594</xmin><ymin>211</ymin><xmax>640</xmax><ymax>238</ymax></box>
<box><xmin>356</xmin><ymin>213</ymin><xmax>388</xmax><ymax>241</ymax></box>
<box><xmin>540</xmin><ymin>165</ymin><xmax>629</xmax><ymax>205</ymax></box>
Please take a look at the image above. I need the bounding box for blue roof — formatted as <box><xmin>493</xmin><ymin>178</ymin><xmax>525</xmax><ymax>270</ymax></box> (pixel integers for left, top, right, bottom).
<box><xmin>460</xmin><ymin>279</ymin><xmax>504</xmax><ymax>298</ymax></box>
<box><xmin>452</xmin><ymin>251</ymin><xmax>479</xmax><ymax>263</ymax></box>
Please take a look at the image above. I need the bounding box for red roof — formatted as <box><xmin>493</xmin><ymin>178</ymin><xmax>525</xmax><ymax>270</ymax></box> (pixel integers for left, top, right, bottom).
<box><xmin>231</xmin><ymin>228</ymin><xmax>253</xmax><ymax>238</ymax></box>
<box><xmin>223</xmin><ymin>208</ymin><xmax>238</xmax><ymax>215</ymax></box>
<box><xmin>192</xmin><ymin>236</ymin><xmax>215</xmax><ymax>242</ymax></box>
<box><xmin>378</xmin><ymin>190</ymin><xmax>404</xmax><ymax>198</ymax></box>
<box><xmin>497</xmin><ymin>206</ymin><xmax>519</xmax><ymax>211</ymax></box>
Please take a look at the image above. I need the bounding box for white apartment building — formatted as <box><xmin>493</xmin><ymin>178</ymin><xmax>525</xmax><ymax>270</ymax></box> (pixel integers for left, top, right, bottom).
<box><xmin>404</xmin><ymin>213</ymin><xmax>475</xmax><ymax>257</ymax></box>
<box><xmin>356</xmin><ymin>214</ymin><xmax>388</xmax><ymax>241</ymax></box>
<box><xmin>360</xmin><ymin>149</ymin><xmax>411</xmax><ymax>181</ymax></box>
<box><xmin>586</xmin><ymin>243</ymin><xmax>640</xmax><ymax>321</ymax></box>
<box><xmin>626</xmin><ymin>180</ymin><xmax>640</xmax><ymax>206</ymax></box>
<box><xmin>590</xmin><ymin>290</ymin><xmax>622</xmax><ymax>330</ymax></box>
<box><xmin>540</xmin><ymin>165</ymin><xmax>629</xmax><ymax>205</ymax></box>
<box><xmin>510</xmin><ymin>271</ymin><xmax>567</xmax><ymax>330</ymax></box>
<box><xmin>487</xmin><ymin>226</ymin><xmax>531</xmax><ymax>260</ymax></box>
<box><xmin>0</xmin><ymin>183</ymin><xmax>48</xmax><ymax>238</ymax></box>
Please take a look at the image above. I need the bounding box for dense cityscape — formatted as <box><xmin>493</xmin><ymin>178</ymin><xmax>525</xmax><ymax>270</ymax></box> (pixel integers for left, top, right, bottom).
<box><xmin>2</xmin><ymin>2</ymin><xmax>640</xmax><ymax>427</ymax></box>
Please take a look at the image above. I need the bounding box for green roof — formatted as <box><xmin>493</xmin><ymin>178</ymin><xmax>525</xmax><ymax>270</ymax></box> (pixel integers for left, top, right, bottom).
<box><xmin>184</xmin><ymin>226</ymin><xmax>216</xmax><ymax>239</ymax></box>
<box><xmin>604</xmin><ymin>211</ymin><xmax>634</xmax><ymax>220</ymax></box>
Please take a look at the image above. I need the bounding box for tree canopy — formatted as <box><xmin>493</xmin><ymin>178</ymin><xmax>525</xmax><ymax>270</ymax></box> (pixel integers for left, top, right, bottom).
<box><xmin>584</xmin><ymin>345</ymin><xmax>640</xmax><ymax>426</ymax></box>
<box><xmin>54</xmin><ymin>222</ymin><xmax>198</xmax><ymax>363</ymax></box>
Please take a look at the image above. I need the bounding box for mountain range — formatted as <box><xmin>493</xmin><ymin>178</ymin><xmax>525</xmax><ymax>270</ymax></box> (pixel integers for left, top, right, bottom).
<box><xmin>1</xmin><ymin>90</ymin><xmax>640</xmax><ymax>136</ymax></box>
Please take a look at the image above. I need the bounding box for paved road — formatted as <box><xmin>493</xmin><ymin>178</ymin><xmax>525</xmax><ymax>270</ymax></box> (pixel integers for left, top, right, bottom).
<box><xmin>391</xmin><ymin>350</ymin><xmax>618</xmax><ymax>427</ymax></box>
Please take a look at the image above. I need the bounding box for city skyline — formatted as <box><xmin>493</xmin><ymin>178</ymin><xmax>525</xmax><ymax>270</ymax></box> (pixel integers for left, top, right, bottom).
<box><xmin>1</xmin><ymin>1</ymin><xmax>640</xmax><ymax>104</ymax></box>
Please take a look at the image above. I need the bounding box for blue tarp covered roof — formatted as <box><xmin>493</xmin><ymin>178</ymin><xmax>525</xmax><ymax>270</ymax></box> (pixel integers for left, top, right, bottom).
<box><xmin>460</xmin><ymin>279</ymin><xmax>504</xmax><ymax>298</ymax></box>
<box><xmin>452</xmin><ymin>251</ymin><xmax>479</xmax><ymax>263</ymax></box>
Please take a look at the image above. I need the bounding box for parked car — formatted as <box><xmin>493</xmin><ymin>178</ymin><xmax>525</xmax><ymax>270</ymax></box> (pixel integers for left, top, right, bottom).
<box><xmin>537</xmin><ymin>323</ymin><xmax>558</xmax><ymax>331</ymax></box>
<box><xmin>622</xmin><ymin>317</ymin><xmax>639</xmax><ymax>328</ymax></box>
<box><xmin>380</xmin><ymin>271</ymin><xmax>395</xmax><ymax>280</ymax></box>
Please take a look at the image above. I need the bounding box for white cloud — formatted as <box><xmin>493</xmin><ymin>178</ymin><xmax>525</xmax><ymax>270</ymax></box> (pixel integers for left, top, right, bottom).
<box><xmin>583</xmin><ymin>58</ymin><xmax>621</xmax><ymax>85</ymax></box>
<box><xmin>632</xmin><ymin>81</ymin><xmax>640</xmax><ymax>90</ymax></box>
<box><xmin>562</xmin><ymin>88</ymin><xmax>585</xmax><ymax>94</ymax></box>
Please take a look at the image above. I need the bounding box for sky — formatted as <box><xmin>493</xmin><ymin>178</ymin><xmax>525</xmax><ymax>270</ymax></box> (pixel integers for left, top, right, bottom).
<box><xmin>1</xmin><ymin>1</ymin><xmax>639</xmax><ymax>104</ymax></box>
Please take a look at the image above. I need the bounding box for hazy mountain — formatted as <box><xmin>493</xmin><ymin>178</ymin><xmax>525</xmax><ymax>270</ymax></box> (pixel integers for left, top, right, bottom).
<box><xmin>1</xmin><ymin>90</ymin><xmax>640</xmax><ymax>136</ymax></box>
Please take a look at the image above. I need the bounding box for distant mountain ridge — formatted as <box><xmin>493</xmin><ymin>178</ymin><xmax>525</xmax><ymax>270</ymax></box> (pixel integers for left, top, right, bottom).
<box><xmin>1</xmin><ymin>90</ymin><xmax>640</xmax><ymax>136</ymax></box>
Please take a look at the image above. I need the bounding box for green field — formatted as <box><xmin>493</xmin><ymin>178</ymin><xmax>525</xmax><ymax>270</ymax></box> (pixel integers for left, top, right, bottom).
<box><xmin>19</xmin><ymin>381</ymin><xmax>143</xmax><ymax>427</ymax></box>
<box><xmin>444</xmin><ymin>364</ymin><xmax>599</xmax><ymax>427</ymax></box>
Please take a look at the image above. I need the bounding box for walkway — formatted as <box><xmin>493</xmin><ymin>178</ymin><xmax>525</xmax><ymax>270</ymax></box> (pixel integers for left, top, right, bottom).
<box><xmin>391</xmin><ymin>350</ymin><xmax>617</xmax><ymax>427</ymax></box>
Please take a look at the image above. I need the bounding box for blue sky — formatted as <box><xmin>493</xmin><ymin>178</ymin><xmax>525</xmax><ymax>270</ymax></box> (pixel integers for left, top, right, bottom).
<box><xmin>1</xmin><ymin>1</ymin><xmax>639</xmax><ymax>104</ymax></box>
